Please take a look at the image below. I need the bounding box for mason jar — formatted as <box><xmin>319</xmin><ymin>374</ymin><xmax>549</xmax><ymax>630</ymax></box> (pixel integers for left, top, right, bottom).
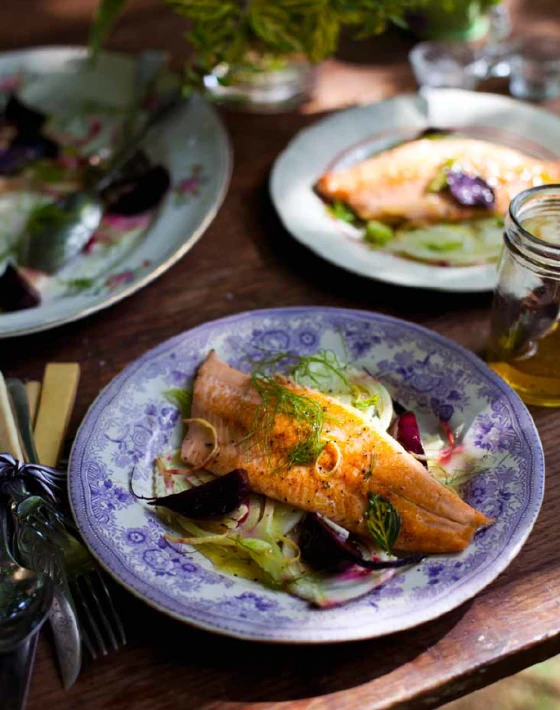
<box><xmin>487</xmin><ymin>185</ymin><xmax>560</xmax><ymax>406</ymax></box>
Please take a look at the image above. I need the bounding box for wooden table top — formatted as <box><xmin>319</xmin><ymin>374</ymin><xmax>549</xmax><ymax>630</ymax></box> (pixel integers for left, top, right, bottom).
<box><xmin>2</xmin><ymin>0</ymin><xmax>560</xmax><ymax>708</ymax></box>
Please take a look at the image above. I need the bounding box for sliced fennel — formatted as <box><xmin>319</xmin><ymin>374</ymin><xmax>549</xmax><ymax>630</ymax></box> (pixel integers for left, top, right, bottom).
<box><xmin>153</xmin><ymin>455</ymin><xmax>398</xmax><ymax>607</ymax></box>
<box><xmin>291</xmin><ymin>359</ymin><xmax>393</xmax><ymax>432</ymax></box>
<box><xmin>364</xmin><ymin>217</ymin><xmax>503</xmax><ymax>266</ymax></box>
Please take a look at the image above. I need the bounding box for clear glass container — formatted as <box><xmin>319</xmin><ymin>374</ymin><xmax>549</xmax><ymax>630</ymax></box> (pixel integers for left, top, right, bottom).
<box><xmin>409</xmin><ymin>41</ymin><xmax>485</xmax><ymax>90</ymax></box>
<box><xmin>487</xmin><ymin>185</ymin><xmax>560</xmax><ymax>406</ymax></box>
<box><xmin>203</xmin><ymin>55</ymin><xmax>315</xmax><ymax>113</ymax></box>
<box><xmin>509</xmin><ymin>36</ymin><xmax>560</xmax><ymax>101</ymax></box>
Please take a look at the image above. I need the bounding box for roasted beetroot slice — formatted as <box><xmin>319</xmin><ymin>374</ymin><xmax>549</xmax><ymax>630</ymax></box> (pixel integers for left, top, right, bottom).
<box><xmin>0</xmin><ymin>134</ymin><xmax>59</xmax><ymax>176</ymax></box>
<box><xmin>393</xmin><ymin>411</ymin><xmax>427</xmax><ymax>467</ymax></box>
<box><xmin>0</xmin><ymin>264</ymin><xmax>41</xmax><ymax>311</ymax></box>
<box><xmin>102</xmin><ymin>165</ymin><xmax>170</xmax><ymax>216</ymax></box>
<box><xmin>300</xmin><ymin>513</ymin><xmax>422</xmax><ymax>572</ymax></box>
<box><xmin>141</xmin><ymin>468</ymin><xmax>250</xmax><ymax>518</ymax></box>
<box><xmin>3</xmin><ymin>95</ymin><xmax>47</xmax><ymax>135</ymax></box>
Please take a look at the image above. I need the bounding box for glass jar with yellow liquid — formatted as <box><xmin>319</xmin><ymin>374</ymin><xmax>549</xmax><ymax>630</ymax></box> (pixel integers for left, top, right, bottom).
<box><xmin>487</xmin><ymin>185</ymin><xmax>560</xmax><ymax>406</ymax></box>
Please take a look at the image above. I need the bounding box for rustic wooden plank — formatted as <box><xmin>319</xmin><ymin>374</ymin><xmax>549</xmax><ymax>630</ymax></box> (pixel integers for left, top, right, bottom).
<box><xmin>0</xmin><ymin>0</ymin><xmax>559</xmax><ymax>708</ymax></box>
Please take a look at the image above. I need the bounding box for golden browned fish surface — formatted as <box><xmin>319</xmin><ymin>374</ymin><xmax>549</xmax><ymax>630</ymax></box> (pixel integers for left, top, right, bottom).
<box><xmin>316</xmin><ymin>137</ymin><xmax>560</xmax><ymax>224</ymax></box>
<box><xmin>181</xmin><ymin>352</ymin><xmax>491</xmax><ymax>554</ymax></box>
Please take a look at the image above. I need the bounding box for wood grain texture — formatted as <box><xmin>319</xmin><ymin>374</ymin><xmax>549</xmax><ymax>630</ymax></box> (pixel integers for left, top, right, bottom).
<box><xmin>1</xmin><ymin>0</ymin><xmax>560</xmax><ymax>708</ymax></box>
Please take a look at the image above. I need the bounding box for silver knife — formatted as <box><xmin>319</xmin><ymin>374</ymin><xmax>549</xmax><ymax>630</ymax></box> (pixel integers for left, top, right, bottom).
<box><xmin>49</xmin><ymin>589</ymin><xmax>81</xmax><ymax>689</ymax></box>
<box><xmin>7</xmin><ymin>379</ymin><xmax>82</xmax><ymax>690</ymax></box>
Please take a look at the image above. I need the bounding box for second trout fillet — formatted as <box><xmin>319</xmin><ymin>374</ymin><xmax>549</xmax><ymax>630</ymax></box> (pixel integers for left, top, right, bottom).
<box><xmin>315</xmin><ymin>137</ymin><xmax>560</xmax><ymax>225</ymax></box>
<box><xmin>181</xmin><ymin>352</ymin><xmax>491</xmax><ymax>554</ymax></box>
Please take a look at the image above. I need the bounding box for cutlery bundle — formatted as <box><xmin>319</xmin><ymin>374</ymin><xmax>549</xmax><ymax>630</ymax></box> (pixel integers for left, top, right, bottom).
<box><xmin>0</xmin><ymin>363</ymin><xmax>125</xmax><ymax>709</ymax></box>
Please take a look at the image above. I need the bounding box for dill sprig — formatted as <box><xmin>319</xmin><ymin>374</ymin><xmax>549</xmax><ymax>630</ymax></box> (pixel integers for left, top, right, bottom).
<box><xmin>250</xmin><ymin>373</ymin><xmax>326</xmax><ymax>467</ymax></box>
<box><xmin>246</xmin><ymin>349</ymin><xmax>380</xmax><ymax>469</ymax></box>
<box><xmin>253</xmin><ymin>348</ymin><xmax>351</xmax><ymax>392</ymax></box>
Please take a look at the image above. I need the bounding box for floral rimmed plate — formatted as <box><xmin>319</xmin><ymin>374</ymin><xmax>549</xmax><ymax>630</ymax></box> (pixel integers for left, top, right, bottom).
<box><xmin>0</xmin><ymin>46</ymin><xmax>231</xmax><ymax>337</ymax></box>
<box><xmin>270</xmin><ymin>89</ymin><xmax>560</xmax><ymax>292</ymax></box>
<box><xmin>69</xmin><ymin>307</ymin><xmax>544</xmax><ymax>643</ymax></box>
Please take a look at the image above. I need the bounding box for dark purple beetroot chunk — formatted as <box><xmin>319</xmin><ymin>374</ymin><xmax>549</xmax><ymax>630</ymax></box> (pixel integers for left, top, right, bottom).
<box><xmin>0</xmin><ymin>264</ymin><xmax>41</xmax><ymax>311</ymax></box>
<box><xmin>146</xmin><ymin>468</ymin><xmax>249</xmax><ymax>518</ymax></box>
<box><xmin>3</xmin><ymin>95</ymin><xmax>47</xmax><ymax>135</ymax></box>
<box><xmin>299</xmin><ymin>513</ymin><xmax>423</xmax><ymax>572</ymax></box>
<box><xmin>0</xmin><ymin>134</ymin><xmax>59</xmax><ymax>176</ymax></box>
<box><xmin>392</xmin><ymin>411</ymin><xmax>427</xmax><ymax>467</ymax></box>
<box><xmin>101</xmin><ymin>165</ymin><xmax>170</xmax><ymax>216</ymax></box>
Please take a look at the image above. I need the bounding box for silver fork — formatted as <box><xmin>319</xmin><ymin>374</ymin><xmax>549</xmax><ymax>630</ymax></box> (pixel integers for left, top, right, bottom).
<box><xmin>67</xmin><ymin>567</ymin><xmax>126</xmax><ymax>660</ymax></box>
<box><xmin>34</xmin><ymin>491</ymin><xmax>127</xmax><ymax>662</ymax></box>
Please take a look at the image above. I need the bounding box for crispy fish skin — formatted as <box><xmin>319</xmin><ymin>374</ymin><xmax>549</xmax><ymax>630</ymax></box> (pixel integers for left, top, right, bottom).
<box><xmin>182</xmin><ymin>352</ymin><xmax>491</xmax><ymax>554</ymax></box>
<box><xmin>315</xmin><ymin>137</ymin><xmax>560</xmax><ymax>224</ymax></box>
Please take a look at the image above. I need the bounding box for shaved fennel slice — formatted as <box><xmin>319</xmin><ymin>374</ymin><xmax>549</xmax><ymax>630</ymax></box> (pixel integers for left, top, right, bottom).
<box><xmin>289</xmin><ymin>566</ymin><xmax>397</xmax><ymax>608</ymax></box>
<box><xmin>385</xmin><ymin>218</ymin><xmax>503</xmax><ymax>266</ymax></box>
<box><xmin>297</xmin><ymin>364</ymin><xmax>393</xmax><ymax>431</ymax></box>
<box><xmin>151</xmin><ymin>456</ymin><xmax>400</xmax><ymax>607</ymax></box>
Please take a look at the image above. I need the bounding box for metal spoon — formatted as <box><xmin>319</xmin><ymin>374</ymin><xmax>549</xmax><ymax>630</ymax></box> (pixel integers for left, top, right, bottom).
<box><xmin>0</xmin><ymin>503</ymin><xmax>54</xmax><ymax>653</ymax></box>
<box><xmin>19</xmin><ymin>87</ymin><xmax>183</xmax><ymax>274</ymax></box>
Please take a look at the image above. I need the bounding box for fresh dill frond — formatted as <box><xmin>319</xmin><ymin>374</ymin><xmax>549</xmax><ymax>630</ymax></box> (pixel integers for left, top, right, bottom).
<box><xmin>430</xmin><ymin>453</ymin><xmax>509</xmax><ymax>494</ymax></box>
<box><xmin>251</xmin><ymin>349</ymin><xmax>351</xmax><ymax>393</ymax></box>
<box><xmin>249</xmin><ymin>372</ymin><xmax>326</xmax><ymax>468</ymax></box>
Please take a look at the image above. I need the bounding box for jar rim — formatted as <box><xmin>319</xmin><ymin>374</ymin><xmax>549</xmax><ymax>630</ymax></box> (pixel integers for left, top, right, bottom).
<box><xmin>508</xmin><ymin>184</ymin><xmax>560</xmax><ymax>253</ymax></box>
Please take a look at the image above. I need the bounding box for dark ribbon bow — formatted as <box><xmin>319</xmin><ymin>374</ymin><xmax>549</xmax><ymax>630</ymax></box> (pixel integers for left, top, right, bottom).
<box><xmin>0</xmin><ymin>452</ymin><xmax>66</xmax><ymax>504</ymax></box>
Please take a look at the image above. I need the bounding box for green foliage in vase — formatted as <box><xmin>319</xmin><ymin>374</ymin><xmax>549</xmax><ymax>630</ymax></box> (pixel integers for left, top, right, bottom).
<box><xmin>91</xmin><ymin>0</ymin><xmax>426</xmax><ymax>85</ymax></box>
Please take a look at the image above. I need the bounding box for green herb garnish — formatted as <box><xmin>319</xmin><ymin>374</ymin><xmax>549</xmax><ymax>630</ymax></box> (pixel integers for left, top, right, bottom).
<box><xmin>250</xmin><ymin>373</ymin><xmax>326</xmax><ymax>467</ymax></box>
<box><xmin>164</xmin><ymin>388</ymin><xmax>193</xmax><ymax>418</ymax></box>
<box><xmin>328</xmin><ymin>201</ymin><xmax>357</xmax><ymax>224</ymax></box>
<box><xmin>63</xmin><ymin>277</ymin><xmax>96</xmax><ymax>296</ymax></box>
<box><xmin>92</xmin><ymin>0</ymin><xmax>422</xmax><ymax>88</ymax></box>
<box><xmin>364</xmin><ymin>220</ymin><xmax>394</xmax><ymax>246</ymax></box>
<box><xmin>252</xmin><ymin>349</ymin><xmax>351</xmax><ymax>393</ymax></box>
<box><xmin>426</xmin><ymin>159</ymin><xmax>456</xmax><ymax>193</ymax></box>
<box><xmin>364</xmin><ymin>492</ymin><xmax>401</xmax><ymax>553</ymax></box>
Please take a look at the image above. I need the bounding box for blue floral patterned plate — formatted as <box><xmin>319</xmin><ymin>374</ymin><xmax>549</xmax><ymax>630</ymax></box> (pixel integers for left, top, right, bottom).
<box><xmin>0</xmin><ymin>47</ymin><xmax>231</xmax><ymax>337</ymax></box>
<box><xmin>69</xmin><ymin>308</ymin><xmax>544</xmax><ymax>643</ymax></box>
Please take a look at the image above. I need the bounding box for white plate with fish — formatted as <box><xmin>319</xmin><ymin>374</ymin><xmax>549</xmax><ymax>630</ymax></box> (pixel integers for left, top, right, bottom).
<box><xmin>0</xmin><ymin>46</ymin><xmax>231</xmax><ymax>337</ymax></box>
<box><xmin>270</xmin><ymin>90</ymin><xmax>560</xmax><ymax>292</ymax></box>
<box><xmin>69</xmin><ymin>307</ymin><xmax>544</xmax><ymax>642</ymax></box>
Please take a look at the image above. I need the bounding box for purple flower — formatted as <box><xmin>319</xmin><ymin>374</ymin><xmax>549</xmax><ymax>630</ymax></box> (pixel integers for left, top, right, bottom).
<box><xmin>447</xmin><ymin>171</ymin><xmax>495</xmax><ymax>209</ymax></box>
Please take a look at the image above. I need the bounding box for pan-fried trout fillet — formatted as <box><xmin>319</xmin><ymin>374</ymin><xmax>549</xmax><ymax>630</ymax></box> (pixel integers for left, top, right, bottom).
<box><xmin>181</xmin><ymin>352</ymin><xmax>491</xmax><ymax>554</ymax></box>
<box><xmin>315</xmin><ymin>137</ymin><xmax>560</xmax><ymax>224</ymax></box>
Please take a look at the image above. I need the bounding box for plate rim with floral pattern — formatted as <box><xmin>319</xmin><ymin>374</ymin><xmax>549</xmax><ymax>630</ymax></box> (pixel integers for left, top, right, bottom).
<box><xmin>0</xmin><ymin>46</ymin><xmax>232</xmax><ymax>338</ymax></box>
<box><xmin>69</xmin><ymin>307</ymin><xmax>544</xmax><ymax>643</ymax></box>
<box><xmin>269</xmin><ymin>89</ymin><xmax>560</xmax><ymax>293</ymax></box>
